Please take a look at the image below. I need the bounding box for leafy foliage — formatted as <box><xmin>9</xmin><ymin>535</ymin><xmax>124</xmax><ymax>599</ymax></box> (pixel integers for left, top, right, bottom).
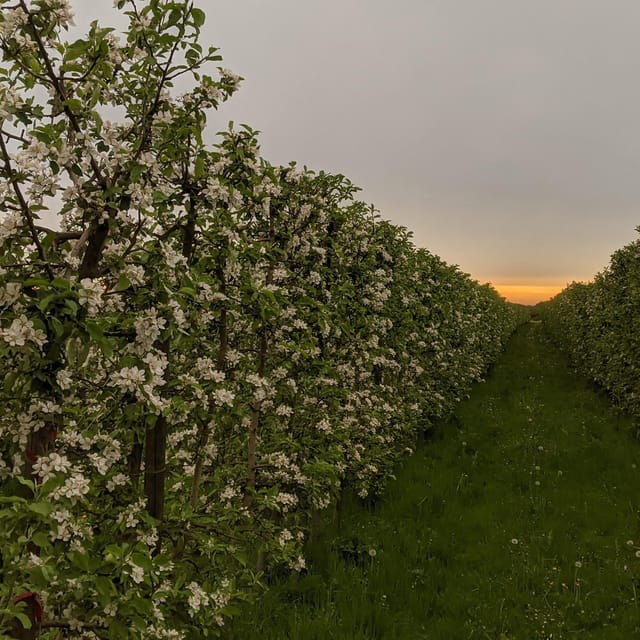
<box><xmin>541</xmin><ymin>229</ymin><xmax>640</xmax><ymax>419</ymax></box>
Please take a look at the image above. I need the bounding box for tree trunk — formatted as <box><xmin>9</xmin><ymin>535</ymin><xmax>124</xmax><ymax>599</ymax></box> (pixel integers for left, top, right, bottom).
<box><xmin>242</xmin><ymin>330</ymin><xmax>267</xmax><ymax>509</ymax></box>
<box><xmin>190</xmin><ymin>280</ymin><xmax>228</xmax><ymax>507</ymax></box>
<box><xmin>143</xmin><ymin>416</ymin><xmax>167</xmax><ymax>522</ymax></box>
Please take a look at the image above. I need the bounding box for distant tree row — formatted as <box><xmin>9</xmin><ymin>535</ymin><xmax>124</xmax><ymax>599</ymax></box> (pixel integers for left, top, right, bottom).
<box><xmin>542</xmin><ymin>229</ymin><xmax>640</xmax><ymax>419</ymax></box>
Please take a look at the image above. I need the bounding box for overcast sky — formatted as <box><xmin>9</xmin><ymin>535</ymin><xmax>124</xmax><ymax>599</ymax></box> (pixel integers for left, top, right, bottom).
<box><xmin>69</xmin><ymin>1</ymin><xmax>640</xmax><ymax>300</ymax></box>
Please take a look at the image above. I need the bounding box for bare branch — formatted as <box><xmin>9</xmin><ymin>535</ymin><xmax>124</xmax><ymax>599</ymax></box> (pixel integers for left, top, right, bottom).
<box><xmin>0</xmin><ymin>128</ymin><xmax>29</xmax><ymax>145</ymax></box>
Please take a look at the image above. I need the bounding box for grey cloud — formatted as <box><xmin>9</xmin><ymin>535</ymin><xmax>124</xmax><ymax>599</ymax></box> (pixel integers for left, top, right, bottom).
<box><xmin>70</xmin><ymin>1</ymin><xmax>640</xmax><ymax>288</ymax></box>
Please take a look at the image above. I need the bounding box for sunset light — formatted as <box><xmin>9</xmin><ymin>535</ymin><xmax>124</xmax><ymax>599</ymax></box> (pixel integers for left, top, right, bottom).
<box><xmin>490</xmin><ymin>283</ymin><xmax>570</xmax><ymax>306</ymax></box>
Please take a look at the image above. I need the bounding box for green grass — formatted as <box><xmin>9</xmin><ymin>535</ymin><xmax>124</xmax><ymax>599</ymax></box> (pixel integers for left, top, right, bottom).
<box><xmin>227</xmin><ymin>321</ymin><xmax>640</xmax><ymax>639</ymax></box>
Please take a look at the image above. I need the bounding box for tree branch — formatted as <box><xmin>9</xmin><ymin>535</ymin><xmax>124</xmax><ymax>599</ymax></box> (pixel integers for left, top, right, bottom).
<box><xmin>0</xmin><ymin>134</ymin><xmax>54</xmax><ymax>280</ymax></box>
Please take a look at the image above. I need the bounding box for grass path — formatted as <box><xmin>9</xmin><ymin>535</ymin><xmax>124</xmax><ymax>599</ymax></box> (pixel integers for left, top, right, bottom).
<box><xmin>229</xmin><ymin>321</ymin><xmax>640</xmax><ymax>639</ymax></box>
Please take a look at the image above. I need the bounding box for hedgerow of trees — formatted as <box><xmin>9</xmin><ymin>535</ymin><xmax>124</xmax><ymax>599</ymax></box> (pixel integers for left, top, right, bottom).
<box><xmin>542</xmin><ymin>229</ymin><xmax>640</xmax><ymax>419</ymax></box>
<box><xmin>0</xmin><ymin>1</ymin><xmax>526</xmax><ymax>637</ymax></box>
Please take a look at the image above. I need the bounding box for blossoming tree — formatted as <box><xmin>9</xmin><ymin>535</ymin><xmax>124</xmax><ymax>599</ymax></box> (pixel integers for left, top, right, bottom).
<box><xmin>0</xmin><ymin>1</ymin><xmax>527</xmax><ymax>638</ymax></box>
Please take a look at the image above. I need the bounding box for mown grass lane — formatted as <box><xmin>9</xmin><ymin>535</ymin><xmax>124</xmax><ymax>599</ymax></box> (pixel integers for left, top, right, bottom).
<box><xmin>229</xmin><ymin>321</ymin><xmax>640</xmax><ymax>639</ymax></box>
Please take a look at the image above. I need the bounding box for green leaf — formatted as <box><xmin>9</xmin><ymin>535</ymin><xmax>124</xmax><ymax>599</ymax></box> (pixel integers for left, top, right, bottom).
<box><xmin>65</xmin><ymin>39</ymin><xmax>89</xmax><ymax>60</ymax></box>
<box><xmin>124</xmin><ymin>403</ymin><xmax>142</xmax><ymax>420</ymax></box>
<box><xmin>96</xmin><ymin>576</ymin><xmax>115</xmax><ymax>598</ymax></box>
<box><xmin>84</xmin><ymin>320</ymin><xmax>114</xmax><ymax>358</ymax></box>
<box><xmin>14</xmin><ymin>612</ymin><xmax>32</xmax><ymax>630</ymax></box>
<box><xmin>16</xmin><ymin>477</ymin><xmax>35</xmax><ymax>492</ymax></box>
<box><xmin>194</xmin><ymin>155</ymin><xmax>205</xmax><ymax>178</ymax></box>
<box><xmin>26</xmin><ymin>56</ymin><xmax>41</xmax><ymax>74</ymax></box>
<box><xmin>31</xmin><ymin>531</ymin><xmax>51</xmax><ymax>548</ymax></box>
<box><xmin>113</xmin><ymin>275</ymin><xmax>131</xmax><ymax>292</ymax></box>
<box><xmin>108</xmin><ymin>617</ymin><xmax>129</xmax><ymax>639</ymax></box>
<box><xmin>23</xmin><ymin>278</ymin><xmax>50</xmax><ymax>288</ymax></box>
<box><xmin>64</xmin><ymin>299</ymin><xmax>79</xmax><ymax>316</ymax></box>
<box><xmin>78</xmin><ymin>341</ymin><xmax>92</xmax><ymax>365</ymax></box>
<box><xmin>0</xmin><ymin>509</ymin><xmax>18</xmax><ymax>521</ymax></box>
<box><xmin>50</xmin><ymin>316</ymin><xmax>64</xmax><ymax>338</ymax></box>
<box><xmin>131</xmin><ymin>552</ymin><xmax>152</xmax><ymax>572</ymax></box>
<box><xmin>167</xmin><ymin>9</ymin><xmax>182</xmax><ymax>27</ymax></box>
<box><xmin>38</xmin><ymin>293</ymin><xmax>58</xmax><ymax>311</ymax></box>
<box><xmin>52</xmin><ymin>278</ymin><xmax>72</xmax><ymax>290</ymax></box>
<box><xmin>128</xmin><ymin>596</ymin><xmax>152</xmax><ymax>616</ymax></box>
<box><xmin>86</xmin><ymin>320</ymin><xmax>104</xmax><ymax>342</ymax></box>
<box><xmin>63</xmin><ymin>98</ymin><xmax>84</xmax><ymax>113</ymax></box>
<box><xmin>129</xmin><ymin>164</ymin><xmax>144</xmax><ymax>183</ymax></box>
<box><xmin>4</xmin><ymin>371</ymin><xmax>17</xmax><ymax>393</ymax></box>
<box><xmin>191</xmin><ymin>7</ymin><xmax>205</xmax><ymax>28</ymax></box>
<box><xmin>28</xmin><ymin>501</ymin><xmax>53</xmax><ymax>516</ymax></box>
<box><xmin>69</xmin><ymin>550</ymin><xmax>90</xmax><ymax>571</ymax></box>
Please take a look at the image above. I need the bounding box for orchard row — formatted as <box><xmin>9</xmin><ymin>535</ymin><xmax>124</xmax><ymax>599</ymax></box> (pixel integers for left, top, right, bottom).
<box><xmin>542</xmin><ymin>230</ymin><xmax>640</xmax><ymax>420</ymax></box>
<box><xmin>0</xmin><ymin>2</ymin><xmax>526</xmax><ymax>637</ymax></box>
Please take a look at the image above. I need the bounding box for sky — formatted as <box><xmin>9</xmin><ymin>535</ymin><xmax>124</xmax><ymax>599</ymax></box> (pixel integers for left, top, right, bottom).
<box><xmin>67</xmin><ymin>1</ymin><xmax>640</xmax><ymax>304</ymax></box>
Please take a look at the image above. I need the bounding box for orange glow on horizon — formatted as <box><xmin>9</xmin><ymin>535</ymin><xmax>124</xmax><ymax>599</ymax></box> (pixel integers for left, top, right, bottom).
<box><xmin>490</xmin><ymin>284</ymin><xmax>566</xmax><ymax>306</ymax></box>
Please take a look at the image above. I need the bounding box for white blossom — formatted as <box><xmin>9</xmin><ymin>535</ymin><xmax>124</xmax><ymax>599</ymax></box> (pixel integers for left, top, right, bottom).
<box><xmin>106</xmin><ymin>473</ymin><xmax>128</xmax><ymax>491</ymax></box>
<box><xmin>134</xmin><ymin>308</ymin><xmax>166</xmax><ymax>349</ymax></box>
<box><xmin>32</xmin><ymin>452</ymin><xmax>71</xmax><ymax>482</ymax></box>
<box><xmin>278</xmin><ymin>529</ymin><xmax>293</xmax><ymax>547</ymax></box>
<box><xmin>289</xmin><ymin>555</ymin><xmax>306</xmax><ymax>572</ymax></box>
<box><xmin>0</xmin><ymin>314</ymin><xmax>47</xmax><ymax>348</ymax></box>
<box><xmin>51</xmin><ymin>472</ymin><xmax>90</xmax><ymax>502</ymax></box>
<box><xmin>130</xmin><ymin>563</ymin><xmax>145</xmax><ymax>584</ymax></box>
<box><xmin>212</xmin><ymin>388</ymin><xmax>235</xmax><ymax>407</ymax></box>
<box><xmin>0</xmin><ymin>282</ymin><xmax>21</xmax><ymax>307</ymax></box>
<box><xmin>78</xmin><ymin>278</ymin><xmax>105</xmax><ymax>315</ymax></box>
<box><xmin>112</xmin><ymin>366</ymin><xmax>146</xmax><ymax>393</ymax></box>
<box><xmin>187</xmin><ymin>581</ymin><xmax>209</xmax><ymax>613</ymax></box>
